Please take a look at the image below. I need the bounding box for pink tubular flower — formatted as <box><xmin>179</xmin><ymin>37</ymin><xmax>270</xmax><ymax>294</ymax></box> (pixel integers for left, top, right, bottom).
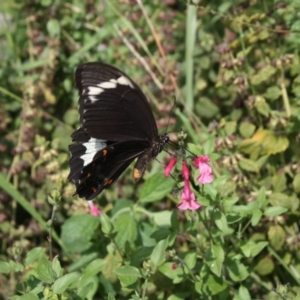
<box><xmin>182</xmin><ymin>160</ymin><xmax>189</xmax><ymax>181</ymax></box>
<box><xmin>177</xmin><ymin>180</ymin><xmax>201</xmax><ymax>210</ymax></box>
<box><xmin>88</xmin><ymin>201</ymin><xmax>101</xmax><ymax>216</ymax></box>
<box><xmin>164</xmin><ymin>156</ymin><xmax>177</xmax><ymax>177</ymax></box>
<box><xmin>194</xmin><ymin>155</ymin><xmax>213</xmax><ymax>184</ymax></box>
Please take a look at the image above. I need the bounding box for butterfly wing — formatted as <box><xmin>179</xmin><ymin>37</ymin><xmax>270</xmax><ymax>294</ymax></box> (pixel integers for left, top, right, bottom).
<box><xmin>68</xmin><ymin>128</ymin><xmax>150</xmax><ymax>199</ymax></box>
<box><xmin>68</xmin><ymin>63</ymin><xmax>162</xmax><ymax>200</ymax></box>
<box><xmin>75</xmin><ymin>62</ymin><xmax>158</xmax><ymax>142</ymax></box>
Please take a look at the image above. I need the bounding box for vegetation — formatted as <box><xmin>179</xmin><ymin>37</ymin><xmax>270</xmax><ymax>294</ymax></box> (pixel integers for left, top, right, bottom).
<box><xmin>1</xmin><ymin>0</ymin><xmax>300</xmax><ymax>299</ymax></box>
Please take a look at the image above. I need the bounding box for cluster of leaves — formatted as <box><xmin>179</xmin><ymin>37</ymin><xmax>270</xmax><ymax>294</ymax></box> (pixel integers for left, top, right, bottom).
<box><xmin>1</xmin><ymin>0</ymin><xmax>300</xmax><ymax>299</ymax></box>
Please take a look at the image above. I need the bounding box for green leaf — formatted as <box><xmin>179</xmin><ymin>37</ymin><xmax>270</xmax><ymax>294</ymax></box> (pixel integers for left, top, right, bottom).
<box><xmin>83</xmin><ymin>259</ymin><xmax>107</xmax><ymax>278</ymax></box>
<box><xmin>61</xmin><ymin>214</ymin><xmax>100</xmax><ymax>253</ymax></box>
<box><xmin>139</xmin><ymin>172</ymin><xmax>174</xmax><ymax>203</ymax></box>
<box><xmin>41</xmin><ymin>0</ymin><xmax>52</xmax><ymax>6</ymax></box>
<box><xmin>47</xmin><ymin>19</ymin><xmax>60</xmax><ymax>37</ymax></box>
<box><xmin>240</xmin><ymin>241</ymin><xmax>268</xmax><ymax>258</ymax></box>
<box><xmin>223</xmin><ymin>196</ymin><xmax>239</xmax><ymax>206</ymax></box>
<box><xmin>224</xmin><ymin>121</ymin><xmax>237</xmax><ymax>135</ymax></box>
<box><xmin>68</xmin><ymin>252</ymin><xmax>98</xmax><ymax>272</ymax></box>
<box><xmin>257</xmin><ymin>187</ymin><xmax>268</xmax><ymax>208</ymax></box>
<box><xmin>264</xmin><ymin>206</ymin><xmax>288</xmax><ymax>217</ymax></box>
<box><xmin>0</xmin><ymin>261</ymin><xmax>10</xmax><ymax>274</ymax></box>
<box><xmin>227</xmin><ymin>213</ymin><xmax>243</xmax><ymax>224</ymax></box>
<box><xmin>185</xmin><ymin>252</ymin><xmax>197</xmax><ymax>269</ymax></box>
<box><xmin>171</xmin><ymin>210</ymin><xmax>179</xmax><ymax>229</ymax></box>
<box><xmin>238</xmin><ymin>157</ymin><xmax>259</xmax><ymax>173</ymax></box>
<box><xmin>268</xmin><ymin>225</ymin><xmax>286</xmax><ymax>251</ymax></box>
<box><xmin>240</xmin><ymin>128</ymin><xmax>289</xmax><ymax>159</ymax></box>
<box><xmin>52</xmin><ymin>272</ymin><xmax>81</xmax><ymax>294</ymax></box>
<box><xmin>230</xmin><ymin>205</ymin><xmax>254</xmax><ymax>214</ymax></box>
<box><xmin>239</xmin><ymin>122</ymin><xmax>256</xmax><ymax>138</ymax></box>
<box><xmin>168</xmin><ymin>293</ymin><xmax>189</xmax><ymax>300</ymax></box>
<box><xmin>212</xmin><ymin>209</ymin><xmax>231</xmax><ymax>234</ymax></box>
<box><xmin>291</xmin><ymin>20</ymin><xmax>300</xmax><ymax>31</ymax></box>
<box><xmin>100</xmin><ymin>212</ymin><xmax>114</xmax><ymax>235</ymax></box>
<box><xmin>19</xmin><ymin>294</ymin><xmax>39</xmax><ymax>300</ymax></box>
<box><xmin>254</xmin><ymin>96</ymin><xmax>270</xmax><ymax>117</ymax></box>
<box><xmin>114</xmin><ymin>266</ymin><xmax>141</xmax><ymax>287</ymax></box>
<box><xmin>206</xmin><ymin>273</ymin><xmax>228</xmax><ymax>295</ymax></box>
<box><xmin>293</xmin><ymin>173</ymin><xmax>300</xmax><ymax>194</ymax></box>
<box><xmin>158</xmin><ymin>262</ymin><xmax>184</xmax><ymax>283</ymax></box>
<box><xmin>52</xmin><ymin>257</ymin><xmax>64</xmax><ymax>278</ymax></box>
<box><xmin>150</xmin><ymin>237</ymin><xmax>169</xmax><ymax>267</ymax></box>
<box><xmin>114</xmin><ymin>213</ymin><xmax>138</xmax><ymax>248</ymax></box>
<box><xmin>272</xmin><ymin>172</ymin><xmax>287</xmax><ymax>192</ymax></box>
<box><xmin>269</xmin><ymin>192</ymin><xmax>300</xmax><ymax>211</ymax></box>
<box><xmin>152</xmin><ymin>211</ymin><xmax>172</xmax><ymax>227</ymax></box>
<box><xmin>77</xmin><ymin>268</ymin><xmax>98</xmax><ymax>298</ymax></box>
<box><xmin>25</xmin><ymin>247</ymin><xmax>45</xmax><ymax>265</ymax></box>
<box><xmin>264</xmin><ymin>86</ymin><xmax>281</xmax><ymax>101</ymax></box>
<box><xmin>108</xmin><ymin>293</ymin><xmax>116</xmax><ymax>300</ymax></box>
<box><xmin>77</xmin><ymin>282</ymin><xmax>96</xmax><ymax>300</ymax></box>
<box><xmin>203</xmin><ymin>136</ymin><xmax>216</xmax><ymax>154</ymax></box>
<box><xmin>238</xmin><ymin>285</ymin><xmax>251</xmax><ymax>300</ymax></box>
<box><xmin>205</xmin><ymin>244</ymin><xmax>224</xmax><ymax>277</ymax></box>
<box><xmin>226</xmin><ymin>258</ymin><xmax>249</xmax><ymax>282</ymax></box>
<box><xmin>255</xmin><ymin>256</ymin><xmax>274</xmax><ymax>275</ymax></box>
<box><xmin>251</xmin><ymin>65</ymin><xmax>276</xmax><ymax>85</ymax></box>
<box><xmin>37</xmin><ymin>256</ymin><xmax>54</xmax><ymax>283</ymax></box>
<box><xmin>251</xmin><ymin>208</ymin><xmax>262</xmax><ymax>226</ymax></box>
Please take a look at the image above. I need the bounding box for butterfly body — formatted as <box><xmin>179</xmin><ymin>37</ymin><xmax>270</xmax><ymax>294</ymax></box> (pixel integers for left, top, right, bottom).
<box><xmin>68</xmin><ymin>63</ymin><xmax>168</xmax><ymax>200</ymax></box>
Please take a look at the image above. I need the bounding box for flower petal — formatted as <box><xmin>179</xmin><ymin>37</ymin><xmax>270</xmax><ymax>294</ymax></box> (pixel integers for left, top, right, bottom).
<box><xmin>182</xmin><ymin>160</ymin><xmax>189</xmax><ymax>181</ymax></box>
<box><xmin>177</xmin><ymin>180</ymin><xmax>201</xmax><ymax>210</ymax></box>
<box><xmin>164</xmin><ymin>156</ymin><xmax>177</xmax><ymax>177</ymax></box>
<box><xmin>194</xmin><ymin>155</ymin><xmax>214</xmax><ymax>184</ymax></box>
<box><xmin>88</xmin><ymin>201</ymin><xmax>101</xmax><ymax>216</ymax></box>
<box><xmin>194</xmin><ymin>155</ymin><xmax>210</xmax><ymax>167</ymax></box>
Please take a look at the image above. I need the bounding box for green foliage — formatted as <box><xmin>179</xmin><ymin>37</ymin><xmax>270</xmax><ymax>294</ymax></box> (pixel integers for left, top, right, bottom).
<box><xmin>2</xmin><ymin>0</ymin><xmax>300</xmax><ymax>299</ymax></box>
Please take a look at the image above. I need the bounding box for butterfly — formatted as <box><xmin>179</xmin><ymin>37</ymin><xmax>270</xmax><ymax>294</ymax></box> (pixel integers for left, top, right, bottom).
<box><xmin>68</xmin><ymin>62</ymin><xmax>169</xmax><ymax>200</ymax></box>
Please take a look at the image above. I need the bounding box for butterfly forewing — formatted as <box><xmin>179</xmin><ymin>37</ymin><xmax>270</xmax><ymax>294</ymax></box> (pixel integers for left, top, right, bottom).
<box><xmin>75</xmin><ymin>63</ymin><xmax>158</xmax><ymax>141</ymax></box>
<box><xmin>68</xmin><ymin>62</ymin><xmax>168</xmax><ymax>200</ymax></box>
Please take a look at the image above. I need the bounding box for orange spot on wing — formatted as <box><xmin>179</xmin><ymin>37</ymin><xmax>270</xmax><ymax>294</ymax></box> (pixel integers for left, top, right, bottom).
<box><xmin>104</xmin><ymin>179</ymin><xmax>113</xmax><ymax>186</ymax></box>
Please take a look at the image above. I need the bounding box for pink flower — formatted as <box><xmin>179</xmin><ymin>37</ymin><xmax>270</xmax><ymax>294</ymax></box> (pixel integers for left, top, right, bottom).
<box><xmin>88</xmin><ymin>201</ymin><xmax>101</xmax><ymax>216</ymax></box>
<box><xmin>164</xmin><ymin>156</ymin><xmax>177</xmax><ymax>177</ymax></box>
<box><xmin>177</xmin><ymin>180</ymin><xmax>201</xmax><ymax>210</ymax></box>
<box><xmin>182</xmin><ymin>160</ymin><xmax>189</xmax><ymax>181</ymax></box>
<box><xmin>194</xmin><ymin>155</ymin><xmax>213</xmax><ymax>184</ymax></box>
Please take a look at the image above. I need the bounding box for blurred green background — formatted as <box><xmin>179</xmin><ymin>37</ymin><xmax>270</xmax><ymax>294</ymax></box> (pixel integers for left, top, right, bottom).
<box><xmin>1</xmin><ymin>0</ymin><xmax>300</xmax><ymax>299</ymax></box>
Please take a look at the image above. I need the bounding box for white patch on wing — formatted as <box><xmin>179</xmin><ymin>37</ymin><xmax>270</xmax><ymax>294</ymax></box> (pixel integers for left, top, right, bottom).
<box><xmin>88</xmin><ymin>96</ymin><xmax>98</xmax><ymax>103</ymax></box>
<box><xmin>117</xmin><ymin>76</ymin><xmax>134</xmax><ymax>88</ymax></box>
<box><xmin>98</xmin><ymin>80</ymin><xmax>117</xmax><ymax>89</ymax></box>
<box><xmin>81</xmin><ymin>138</ymin><xmax>107</xmax><ymax>166</ymax></box>
<box><xmin>87</xmin><ymin>86</ymin><xmax>104</xmax><ymax>95</ymax></box>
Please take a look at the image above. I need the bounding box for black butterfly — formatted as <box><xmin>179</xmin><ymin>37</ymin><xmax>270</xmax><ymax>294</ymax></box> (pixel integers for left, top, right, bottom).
<box><xmin>68</xmin><ymin>63</ymin><xmax>169</xmax><ymax>200</ymax></box>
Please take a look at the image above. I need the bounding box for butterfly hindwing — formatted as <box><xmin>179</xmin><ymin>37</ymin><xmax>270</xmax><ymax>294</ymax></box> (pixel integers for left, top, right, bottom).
<box><xmin>69</xmin><ymin>137</ymin><xmax>150</xmax><ymax>199</ymax></box>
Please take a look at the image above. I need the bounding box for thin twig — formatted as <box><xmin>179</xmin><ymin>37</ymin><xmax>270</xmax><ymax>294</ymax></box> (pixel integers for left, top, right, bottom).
<box><xmin>114</xmin><ymin>25</ymin><xmax>164</xmax><ymax>90</ymax></box>
<box><xmin>136</xmin><ymin>0</ymin><xmax>166</xmax><ymax>59</ymax></box>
